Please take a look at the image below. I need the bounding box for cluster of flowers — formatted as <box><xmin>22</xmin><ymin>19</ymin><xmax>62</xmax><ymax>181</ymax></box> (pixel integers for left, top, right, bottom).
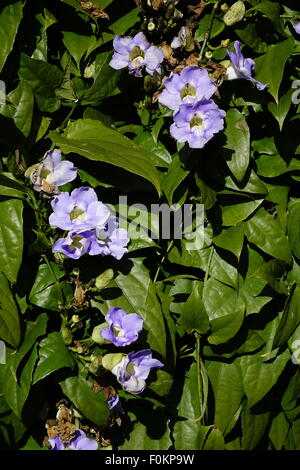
<box><xmin>110</xmin><ymin>31</ymin><xmax>267</xmax><ymax>149</ymax></box>
<box><xmin>27</xmin><ymin>149</ymin><xmax>129</xmax><ymax>260</ymax></box>
<box><xmin>49</xmin><ymin>429</ymin><xmax>98</xmax><ymax>451</ymax></box>
<box><xmin>93</xmin><ymin>307</ymin><xmax>163</xmax><ymax>394</ymax></box>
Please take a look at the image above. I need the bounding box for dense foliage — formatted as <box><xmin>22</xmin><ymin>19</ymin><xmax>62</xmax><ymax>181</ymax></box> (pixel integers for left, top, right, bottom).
<box><xmin>0</xmin><ymin>0</ymin><xmax>300</xmax><ymax>451</ymax></box>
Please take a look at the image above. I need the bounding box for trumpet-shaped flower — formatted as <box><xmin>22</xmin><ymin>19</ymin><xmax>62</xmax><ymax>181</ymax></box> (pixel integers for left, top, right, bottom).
<box><xmin>100</xmin><ymin>307</ymin><xmax>143</xmax><ymax>347</ymax></box>
<box><xmin>170</xmin><ymin>100</ymin><xmax>226</xmax><ymax>149</ymax></box>
<box><xmin>28</xmin><ymin>149</ymin><xmax>77</xmax><ymax>195</ymax></box>
<box><xmin>158</xmin><ymin>66</ymin><xmax>217</xmax><ymax>112</ymax></box>
<box><xmin>49</xmin><ymin>187</ymin><xmax>110</xmax><ymax>231</ymax></box>
<box><xmin>226</xmin><ymin>41</ymin><xmax>267</xmax><ymax>90</ymax></box>
<box><xmin>110</xmin><ymin>32</ymin><xmax>164</xmax><ymax>77</ymax></box>
<box><xmin>111</xmin><ymin>349</ymin><xmax>163</xmax><ymax>394</ymax></box>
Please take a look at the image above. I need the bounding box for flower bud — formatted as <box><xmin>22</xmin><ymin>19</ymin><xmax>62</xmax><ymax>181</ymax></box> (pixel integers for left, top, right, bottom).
<box><xmin>88</xmin><ymin>354</ymin><xmax>103</xmax><ymax>374</ymax></box>
<box><xmin>221</xmin><ymin>39</ymin><xmax>230</xmax><ymax>48</ymax></box>
<box><xmin>95</xmin><ymin>269</ymin><xmax>114</xmax><ymax>290</ymax></box>
<box><xmin>61</xmin><ymin>327</ymin><xmax>73</xmax><ymax>345</ymax></box>
<box><xmin>205</xmin><ymin>51</ymin><xmax>213</xmax><ymax>59</ymax></box>
<box><xmin>71</xmin><ymin>314</ymin><xmax>80</xmax><ymax>324</ymax></box>
<box><xmin>220</xmin><ymin>3</ymin><xmax>229</xmax><ymax>11</ymax></box>
<box><xmin>148</xmin><ymin>19</ymin><xmax>155</xmax><ymax>31</ymax></box>
<box><xmin>102</xmin><ymin>353</ymin><xmax>126</xmax><ymax>372</ymax></box>
<box><xmin>92</xmin><ymin>323</ymin><xmax>110</xmax><ymax>345</ymax></box>
<box><xmin>223</xmin><ymin>1</ymin><xmax>245</xmax><ymax>26</ymax></box>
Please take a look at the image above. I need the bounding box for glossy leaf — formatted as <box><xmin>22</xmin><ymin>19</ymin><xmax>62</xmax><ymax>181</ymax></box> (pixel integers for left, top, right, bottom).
<box><xmin>0</xmin><ymin>1</ymin><xmax>23</xmax><ymax>72</ymax></box>
<box><xmin>49</xmin><ymin>119</ymin><xmax>161</xmax><ymax>195</ymax></box>
<box><xmin>0</xmin><ymin>273</ymin><xmax>20</xmax><ymax>349</ymax></box>
<box><xmin>0</xmin><ymin>198</ymin><xmax>23</xmax><ymax>283</ymax></box>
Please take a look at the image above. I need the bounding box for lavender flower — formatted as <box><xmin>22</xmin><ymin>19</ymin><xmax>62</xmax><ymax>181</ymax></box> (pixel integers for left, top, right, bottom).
<box><xmin>226</xmin><ymin>41</ymin><xmax>267</xmax><ymax>90</ymax></box>
<box><xmin>92</xmin><ymin>217</ymin><xmax>130</xmax><ymax>260</ymax></box>
<box><xmin>52</xmin><ymin>230</ymin><xmax>95</xmax><ymax>259</ymax></box>
<box><xmin>107</xmin><ymin>394</ymin><xmax>125</xmax><ymax>421</ymax></box>
<box><xmin>27</xmin><ymin>149</ymin><xmax>77</xmax><ymax>195</ymax></box>
<box><xmin>49</xmin><ymin>187</ymin><xmax>110</xmax><ymax>231</ymax></box>
<box><xmin>170</xmin><ymin>26</ymin><xmax>186</xmax><ymax>49</ymax></box>
<box><xmin>293</xmin><ymin>23</ymin><xmax>300</xmax><ymax>34</ymax></box>
<box><xmin>100</xmin><ymin>307</ymin><xmax>143</xmax><ymax>347</ymax></box>
<box><xmin>158</xmin><ymin>66</ymin><xmax>217</xmax><ymax>112</ymax></box>
<box><xmin>111</xmin><ymin>349</ymin><xmax>163</xmax><ymax>394</ymax></box>
<box><xmin>49</xmin><ymin>430</ymin><xmax>98</xmax><ymax>450</ymax></box>
<box><xmin>170</xmin><ymin>100</ymin><xmax>226</xmax><ymax>149</ymax></box>
<box><xmin>110</xmin><ymin>32</ymin><xmax>164</xmax><ymax>77</ymax></box>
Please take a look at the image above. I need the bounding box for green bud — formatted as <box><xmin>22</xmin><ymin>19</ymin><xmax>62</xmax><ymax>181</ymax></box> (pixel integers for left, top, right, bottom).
<box><xmin>221</xmin><ymin>39</ymin><xmax>230</xmax><ymax>48</ymax></box>
<box><xmin>148</xmin><ymin>20</ymin><xmax>155</xmax><ymax>31</ymax></box>
<box><xmin>71</xmin><ymin>267</ymin><xmax>80</xmax><ymax>277</ymax></box>
<box><xmin>71</xmin><ymin>314</ymin><xmax>80</xmax><ymax>324</ymax></box>
<box><xmin>205</xmin><ymin>51</ymin><xmax>213</xmax><ymax>59</ymax></box>
<box><xmin>95</xmin><ymin>269</ymin><xmax>114</xmax><ymax>290</ymax></box>
<box><xmin>102</xmin><ymin>353</ymin><xmax>126</xmax><ymax>372</ymax></box>
<box><xmin>165</xmin><ymin>3</ymin><xmax>174</xmax><ymax>19</ymax></box>
<box><xmin>92</xmin><ymin>323</ymin><xmax>110</xmax><ymax>345</ymax></box>
<box><xmin>25</xmin><ymin>163</ymin><xmax>39</xmax><ymax>180</ymax></box>
<box><xmin>220</xmin><ymin>3</ymin><xmax>229</xmax><ymax>12</ymax></box>
<box><xmin>88</xmin><ymin>354</ymin><xmax>102</xmax><ymax>374</ymax></box>
<box><xmin>223</xmin><ymin>1</ymin><xmax>245</xmax><ymax>26</ymax></box>
<box><xmin>61</xmin><ymin>327</ymin><xmax>73</xmax><ymax>345</ymax></box>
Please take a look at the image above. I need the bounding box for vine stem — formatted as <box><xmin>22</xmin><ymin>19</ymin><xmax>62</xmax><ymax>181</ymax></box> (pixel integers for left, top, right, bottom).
<box><xmin>42</xmin><ymin>253</ymin><xmax>65</xmax><ymax>310</ymax></box>
<box><xmin>195</xmin><ymin>332</ymin><xmax>204</xmax><ymax>424</ymax></box>
<box><xmin>153</xmin><ymin>240</ymin><xmax>174</xmax><ymax>283</ymax></box>
<box><xmin>199</xmin><ymin>1</ymin><xmax>219</xmax><ymax>62</ymax></box>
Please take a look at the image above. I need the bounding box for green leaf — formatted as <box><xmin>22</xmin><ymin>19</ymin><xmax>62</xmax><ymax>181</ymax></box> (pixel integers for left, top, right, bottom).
<box><xmin>49</xmin><ymin>119</ymin><xmax>161</xmax><ymax>195</ymax></box>
<box><xmin>207</xmin><ymin>360</ymin><xmax>244</xmax><ymax>435</ymax></box>
<box><xmin>288</xmin><ymin>198</ymin><xmax>300</xmax><ymax>261</ymax></box>
<box><xmin>224</xmin><ymin>109</ymin><xmax>250</xmax><ymax>182</ymax></box>
<box><xmin>244</xmin><ymin>208</ymin><xmax>292</xmax><ymax>263</ymax></box>
<box><xmin>268</xmin><ymin>89</ymin><xmax>293</xmax><ymax>130</ymax></box>
<box><xmin>173</xmin><ymin>362</ymin><xmax>213</xmax><ymax>450</ymax></box>
<box><xmin>0</xmin><ymin>343</ymin><xmax>38</xmax><ymax>416</ymax></box>
<box><xmin>0</xmin><ymin>273</ymin><xmax>20</xmax><ymax>348</ymax></box>
<box><xmin>272</xmin><ymin>284</ymin><xmax>300</xmax><ymax>349</ymax></box>
<box><xmin>81</xmin><ymin>52</ymin><xmax>120</xmax><ymax>104</ymax></box>
<box><xmin>33</xmin><ymin>332</ymin><xmax>76</xmax><ymax>383</ymax></box>
<box><xmin>0</xmin><ymin>173</ymin><xmax>26</xmax><ymax>199</ymax></box>
<box><xmin>62</xmin><ymin>31</ymin><xmax>100</xmax><ymax>69</ymax></box>
<box><xmin>29</xmin><ymin>262</ymin><xmax>65</xmax><ymax>311</ymax></box>
<box><xmin>213</xmin><ymin>224</ymin><xmax>244</xmax><ymax>260</ymax></box>
<box><xmin>203</xmin><ymin>278</ymin><xmax>242</xmax><ymax>321</ymax></box>
<box><xmin>195</xmin><ymin>176</ymin><xmax>216</xmax><ymax>210</ymax></box>
<box><xmin>119</xmin><ymin>413</ymin><xmax>172</xmax><ymax>450</ymax></box>
<box><xmin>203</xmin><ymin>427</ymin><xmax>225</xmax><ymax>450</ymax></box>
<box><xmin>19</xmin><ymin>53</ymin><xmax>63</xmax><ymax>112</ymax></box>
<box><xmin>59</xmin><ymin>365</ymin><xmax>110</xmax><ymax>427</ymax></box>
<box><xmin>240</xmin><ymin>349</ymin><xmax>290</xmax><ymax>407</ymax></box>
<box><xmin>14</xmin><ymin>313</ymin><xmax>48</xmax><ymax>372</ymax></box>
<box><xmin>0</xmin><ymin>198</ymin><xmax>23</xmax><ymax>283</ymax></box>
<box><xmin>221</xmin><ymin>198</ymin><xmax>263</xmax><ymax>226</ymax></box>
<box><xmin>179</xmin><ymin>283</ymin><xmax>210</xmax><ymax>334</ymax></box>
<box><xmin>245</xmin><ymin>1</ymin><xmax>287</xmax><ymax>36</ymax></box>
<box><xmin>269</xmin><ymin>412</ymin><xmax>290</xmax><ymax>450</ymax></box>
<box><xmin>134</xmin><ymin>132</ymin><xmax>172</xmax><ymax>169</ymax></box>
<box><xmin>0</xmin><ymin>81</ymin><xmax>34</xmax><ymax>137</ymax></box>
<box><xmin>254</xmin><ymin>38</ymin><xmax>294</xmax><ymax>104</ymax></box>
<box><xmin>241</xmin><ymin>406</ymin><xmax>271</xmax><ymax>449</ymax></box>
<box><xmin>0</xmin><ymin>1</ymin><xmax>23</xmax><ymax>72</ymax></box>
<box><xmin>251</xmin><ymin>260</ymin><xmax>290</xmax><ymax>294</ymax></box>
<box><xmin>208</xmin><ymin>307</ymin><xmax>245</xmax><ymax>345</ymax></box>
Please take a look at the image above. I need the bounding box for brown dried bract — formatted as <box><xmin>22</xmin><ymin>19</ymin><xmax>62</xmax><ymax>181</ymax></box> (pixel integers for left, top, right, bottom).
<box><xmin>80</xmin><ymin>1</ymin><xmax>109</xmax><ymax>19</ymax></box>
<box><xmin>149</xmin><ymin>0</ymin><xmax>164</xmax><ymax>9</ymax></box>
<box><xmin>187</xmin><ymin>0</ymin><xmax>206</xmax><ymax>17</ymax></box>
<box><xmin>73</xmin><ymin>278</ymin><xmax>89</xmax><ymax>308</ymax></box>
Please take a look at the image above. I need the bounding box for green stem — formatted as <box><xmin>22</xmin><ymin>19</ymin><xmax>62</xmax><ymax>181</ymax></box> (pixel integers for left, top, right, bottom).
<box><xmin>42</xmin><ymin>253</ymin><xmax>66</xmax><ymax>309</ymax></box>
<box><xmin>58</xmin><ymin>102</ymin><xmax>78</xmax><ymax>132</ymax></box>
<box><xmin>199</xmin><ymin>2</ymin><xmax>219</xmax><ymax>62</ymax></box>
<box><xmin>195</xmin><ymin>333</ymin><xmax>203</xmax><ymax>424</ymax></box>
<box><xmin>153</xmin><ymin>240</ymin><xmax>174</xmax><ymax>283</ymax></box>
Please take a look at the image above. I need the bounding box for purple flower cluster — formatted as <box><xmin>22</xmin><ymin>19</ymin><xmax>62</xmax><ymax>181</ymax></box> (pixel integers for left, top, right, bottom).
<box><xmin>158</xmin><ymin>66</ymin><xmax>225</xmax><ymax>148</ymax></box>
<box><xmin>50</xmin><ymin>187</ymin><xmax>129</xmax><ymax>260</ymax></box>
<box><xmin>96</xmin><ymin>306</ymin><xmax>163</xmax><ymax>394</ymax></box>
<box><xmin>226</xmin><ymin>41</ymin><xmax>267</xmax><ymax>90</ymax></box>
<box><xmin>110</xmin><ymin>32</ymin><xmax>164</xmax><ymax>77</ymax></box>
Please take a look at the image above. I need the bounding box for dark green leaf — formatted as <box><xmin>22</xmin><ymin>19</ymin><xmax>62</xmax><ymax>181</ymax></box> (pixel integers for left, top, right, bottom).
<box><xmin>0</xmin><ymin>273</ymin><xmax>20</xmax><ymax>348</ymax></box>
<box><xmin>0</xmin><ymin>1</ymin><xmax>23</xmax><ymax>72</ymax></box>
<box><xmin>0</xmin><ymin>198</ymin><xmax>23</xmax><ymax>283</ymax></box>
